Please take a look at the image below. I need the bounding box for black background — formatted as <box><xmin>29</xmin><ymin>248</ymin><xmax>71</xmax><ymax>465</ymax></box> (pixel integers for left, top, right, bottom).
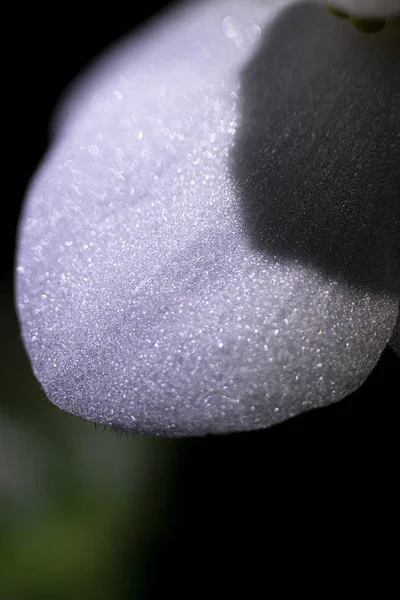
<box><xmin>4</xmin><ymin>1</ymin><xmax>398</xmax><ymax>592</ymax></box>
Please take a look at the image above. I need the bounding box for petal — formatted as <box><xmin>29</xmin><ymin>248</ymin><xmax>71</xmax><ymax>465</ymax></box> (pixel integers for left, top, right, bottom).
<box><xmin>15</xmin><ymin>2</ymin><xmax>399</xmax><ymax>436</ymax></box>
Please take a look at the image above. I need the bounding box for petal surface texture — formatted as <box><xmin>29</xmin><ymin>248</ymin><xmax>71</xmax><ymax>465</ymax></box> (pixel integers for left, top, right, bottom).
<box><xmin>16</xmin><ymin>1</ymin><xmax>399</xmax><ymax>436</ymax></box>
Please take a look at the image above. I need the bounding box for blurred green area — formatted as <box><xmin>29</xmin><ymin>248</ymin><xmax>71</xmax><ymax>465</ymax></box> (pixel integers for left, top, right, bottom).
<box><xmin>0</xmin><ymin>278</ymin><xmax>181</xmax><ymax>599</ymax></box>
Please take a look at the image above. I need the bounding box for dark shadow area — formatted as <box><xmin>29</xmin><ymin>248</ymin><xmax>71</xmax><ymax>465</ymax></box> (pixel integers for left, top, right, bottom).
<box><xmin>142</xmin><ymin>345</ymin><xmax>399</xmax><ymax>596</ymax></box>
<box><xmin>230</xmin><ymin>4</ymin><xmax>400</xmax><ymax>295</ymax></box>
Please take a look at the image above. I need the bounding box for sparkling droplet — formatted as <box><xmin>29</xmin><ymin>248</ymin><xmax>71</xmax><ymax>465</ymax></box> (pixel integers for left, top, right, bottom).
<box><xmin>222</xmin><ymin>16</ymin><xmax>239</xmax><ymax>38</ymax></box>
<box><xmin>246</xmin><ymin>22</ymin><xmax>261</xmax><ymax>43</ymax></box>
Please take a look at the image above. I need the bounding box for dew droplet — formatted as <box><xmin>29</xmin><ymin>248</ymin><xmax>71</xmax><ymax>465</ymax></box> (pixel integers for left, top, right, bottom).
<box><xmin>246</xmin><ymin>22</ymin><xmax>261</xmax><ymax>43</ymax></box>
<box><xmin>222</xmin><ymin>16</ymin><xmax>239</xmax><ymax>38</ymax></box>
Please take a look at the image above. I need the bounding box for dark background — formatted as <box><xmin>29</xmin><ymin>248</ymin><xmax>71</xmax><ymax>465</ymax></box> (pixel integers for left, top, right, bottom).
<box><xmin>2</xmin><ymin>1</ymin><xmax>398</xmax><ymax>597</ymax></box>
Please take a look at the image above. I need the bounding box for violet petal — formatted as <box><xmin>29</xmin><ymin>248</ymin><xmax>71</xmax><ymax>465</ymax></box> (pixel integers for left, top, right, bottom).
<box><xmin>16</xmin><ymin>1</ymin><xmax>399</xmax><ymax>436</ymax></box>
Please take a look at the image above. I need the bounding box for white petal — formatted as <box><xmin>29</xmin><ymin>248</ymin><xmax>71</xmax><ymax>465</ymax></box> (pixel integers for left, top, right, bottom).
<box><xmin>16</xmin><ymin>1</ymin><xmax>399</xmax><ymax>435</ymax></box>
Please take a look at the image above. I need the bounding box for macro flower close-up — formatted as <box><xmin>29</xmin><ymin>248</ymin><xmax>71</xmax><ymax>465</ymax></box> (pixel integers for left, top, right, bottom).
<box><xmin>15</xmin><ymin>0</ymin><xmax>399</xmax><ymax>437</ymax></box>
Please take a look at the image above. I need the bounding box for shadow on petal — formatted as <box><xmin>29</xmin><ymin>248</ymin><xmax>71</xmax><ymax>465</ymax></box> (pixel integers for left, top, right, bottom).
<box><xmin>231</xmin><ymin>4</ymin><xmax>400</xmax><ymax>296</ymax></box>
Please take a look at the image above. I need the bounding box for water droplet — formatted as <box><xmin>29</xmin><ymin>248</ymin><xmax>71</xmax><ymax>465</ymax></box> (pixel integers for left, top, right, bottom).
<box><xmin>222</xmin><ymin>16</ymin><xmax>239</xmax><ymax>38</ymax></box>
<box><xmin>16</xmin><ymin>266</ymin><xmax>25</xmax><ymax>274</ymax></box>
<box><xmin>246</xmin><ymin>22</ymin><xmax>261</xmax><ymax>43</ymax></box>
<box><xmin>135</xmin><ymin>129</ymin><xmax>143</xmax><ymax>140</ymax></box>
<box><xmin>26</xmin><ymin>218</ymin><xmax>38</xmax><ymax>229</ymax></box>
<box><xmin>89</xmin><ymin>144</ymin><xmax>99</xmax><ymax>155</ymax></box>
